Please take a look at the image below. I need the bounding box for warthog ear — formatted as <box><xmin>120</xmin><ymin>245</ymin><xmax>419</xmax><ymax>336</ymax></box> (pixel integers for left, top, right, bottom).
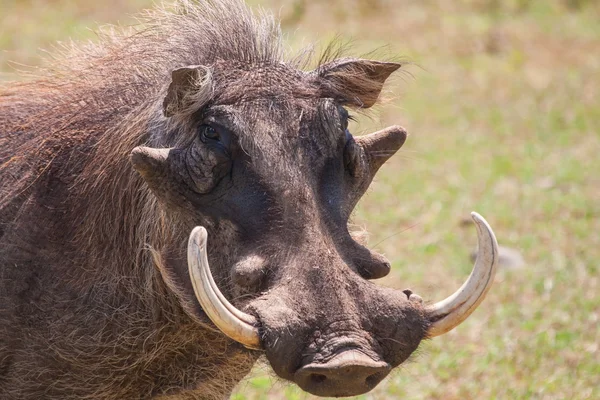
<box><xmin>163</xmin><ymin>65</ymin><xmax>213</xmax><ymax>118</ymax></box>
<box><xmin>131</xmin><ymin>144</ymin><xmax>229</xmax><ymax>207</ymax></box>
<box><xmin>313</xmin><ymin>58</ymin><xmax>401</xmax><ymax>108</ymax></box>
<box><xmin>130</xmin><ymin>146</ymin><xmax>170</xmax><ymax>185</ymax></box>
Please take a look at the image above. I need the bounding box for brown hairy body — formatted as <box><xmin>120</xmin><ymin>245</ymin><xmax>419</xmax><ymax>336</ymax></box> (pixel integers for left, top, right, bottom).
<box><xmin>0</xmin><ymin>0</ymin><xmax>497</xmax><ymax>398</ymax></box>
<box><xmin>0</xmin><ymin>1</ymin><xmax>265</xmax><ymax>398</ymax></box>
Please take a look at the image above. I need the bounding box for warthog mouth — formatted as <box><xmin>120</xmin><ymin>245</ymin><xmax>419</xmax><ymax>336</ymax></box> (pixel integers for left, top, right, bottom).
<box><xmin>294</xmin><ymin>349</ymin><xmax>391</xmax><ymax>396</ymax></box>
<box><xmin>185</xmin><ymin>212</ymin><xmax>498</xmax><ymax>395</ymax></box>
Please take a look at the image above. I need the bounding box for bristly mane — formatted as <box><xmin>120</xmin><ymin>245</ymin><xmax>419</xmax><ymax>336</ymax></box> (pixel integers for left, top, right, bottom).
<box><xmin>0</xmin><ymin>0</ymin><xmax>286</xmax><ymax>278</ymax></box>
<box><xmin>0</xmin><ymin>1</ymin><xmax>288</xmax><ymax>397</ymax></box>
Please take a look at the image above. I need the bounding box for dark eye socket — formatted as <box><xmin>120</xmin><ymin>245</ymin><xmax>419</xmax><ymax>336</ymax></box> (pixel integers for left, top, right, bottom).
<box><xmin>338</xmin><ymin>106</ymin><xmax>356</xmax><ymax>134</ymax></box>
<box><xmin>199</xmin><ymin>124</ymin><xmax>220</xmax><ymax>142</ymax></box>
<box><xmin>339</xmin><ymin>107</ymin><xmax>350</xmax><ymax>131</ymax></box>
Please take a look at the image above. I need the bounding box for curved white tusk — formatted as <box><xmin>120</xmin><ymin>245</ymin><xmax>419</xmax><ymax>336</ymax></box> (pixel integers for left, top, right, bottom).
<box><xmin>427</xmin><ymin>212</ymin><xmax>499</xmax><ymax>337</ymax></box>
<box><xmin>187</xmin><ymin>226</ymin><xmax>261</xmax><ymax>349</ymax></box>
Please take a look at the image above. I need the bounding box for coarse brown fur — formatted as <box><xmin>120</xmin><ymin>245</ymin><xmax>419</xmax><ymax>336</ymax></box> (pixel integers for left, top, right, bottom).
<box><xmin>0</xmin><ymin>1</ymin><xmax>428</xmax><ymax>398</ymax></box>
<box><xmin>0</xmin><ymin>2</ymin><xmax>277</xmax><ymax>397</ymax></box>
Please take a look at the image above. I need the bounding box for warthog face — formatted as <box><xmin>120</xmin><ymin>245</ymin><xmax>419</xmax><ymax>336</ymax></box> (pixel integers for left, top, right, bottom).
<box><xmin>131</xmin><ymin>58</ymin><xmax>497</xmax><ymax>397</ymax></box>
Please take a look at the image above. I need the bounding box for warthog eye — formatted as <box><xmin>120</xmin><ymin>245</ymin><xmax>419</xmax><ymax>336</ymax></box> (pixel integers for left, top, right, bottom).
<box><xmin>338</xmin><ymin>106</ymin><xmax>351</xmax><ymax>132</ymax></box>
<box><xmin>199</xmin><ymin>124</ymin><xmax>220</xmax><ymax>142</ymax></box>
<box><xmin>344</xmin><ymin>131</ymin><xmax>362</xmax><ymax>178</ymax></box>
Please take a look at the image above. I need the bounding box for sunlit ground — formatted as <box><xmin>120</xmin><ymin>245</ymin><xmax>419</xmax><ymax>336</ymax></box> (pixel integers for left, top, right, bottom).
<box><xmin>1</xmin><ymin>0</ymin><xmax>598</xmax><ymax>398</ymax></box>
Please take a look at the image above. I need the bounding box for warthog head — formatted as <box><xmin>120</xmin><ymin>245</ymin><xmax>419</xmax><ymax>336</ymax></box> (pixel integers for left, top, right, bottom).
<box><xmin>128</xmin><ymin>3</ymin><xmax>498</xmax><ymax>397</ymax></box>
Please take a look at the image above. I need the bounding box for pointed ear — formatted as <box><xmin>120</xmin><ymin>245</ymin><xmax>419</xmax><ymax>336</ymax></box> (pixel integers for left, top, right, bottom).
<box><xmin>131</xmin><ymin>146</ymin><xmax>170</xmax><ymax>182</ymax></box>
<box><xmin>163</xmin><ymin>65</ymin><xmax>213</xmax><ymax>118</ymax></box>
<box><xmin>131</xmin><ymin>146</ymin><xmax>193</xmax><ymax>209</ymax></box>
<box><xmin>130</xmin><ymin>145</ymin><xmax>228</xmax><ymax>206</ymax></box>
<box><xmin>313</xmin><ymin>59</ymin><xmax>401</xmax><ymax>108</ymax></box>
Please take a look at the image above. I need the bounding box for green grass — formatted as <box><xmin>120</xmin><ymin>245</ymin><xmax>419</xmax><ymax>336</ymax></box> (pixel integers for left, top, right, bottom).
<box><xmin>2</xmin><ymin>0</ymin><xmax>598</xmax><ymax>398</ymax></box>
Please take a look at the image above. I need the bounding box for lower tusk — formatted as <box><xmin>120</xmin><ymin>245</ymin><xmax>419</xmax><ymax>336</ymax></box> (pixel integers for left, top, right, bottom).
<box><xmin>187</xmin><ymin>226</ymin><xmax>261</xmax><ymax>349</ymax></box>
<box><xmin>426</xmin><ymin>212</ymin><xmax>499</xmax><ymax>337</ymax></box>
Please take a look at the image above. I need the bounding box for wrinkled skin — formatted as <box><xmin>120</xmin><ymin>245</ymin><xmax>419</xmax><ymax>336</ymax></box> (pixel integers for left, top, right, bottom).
<box><xmin>0</xmin><ymin>3</ymin><xmax>434</xmax><ymax>397</ymax></box>
<box><xmin>133</xmin><ymin>61</ymin><xmax>429</xmax><ymax>396</ymax></box>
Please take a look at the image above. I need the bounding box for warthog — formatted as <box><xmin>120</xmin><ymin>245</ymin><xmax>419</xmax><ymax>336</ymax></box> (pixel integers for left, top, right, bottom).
<box><xmin>0</xmin><ymin>0</ymin><xmax>498</xmax><ymax>398</ymax></box>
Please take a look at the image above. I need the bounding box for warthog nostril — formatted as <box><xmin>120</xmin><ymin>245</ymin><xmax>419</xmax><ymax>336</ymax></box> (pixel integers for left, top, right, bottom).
<box><xmin>294</xmin><ymin>350</ymin><xmax>391</xmax><ymax>397</ymax></box>
<box><xmin>309</xmin><ymin>373</ymin><xmax>327</xmax><ymax>384</ymax></box>
<box><xmin>365</xmin><ymin>372</ymin><xmax>382</xmax><ymax>387</ymax></box>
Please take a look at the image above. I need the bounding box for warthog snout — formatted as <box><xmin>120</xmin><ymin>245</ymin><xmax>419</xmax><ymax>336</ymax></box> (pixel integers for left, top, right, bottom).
<box><xmin>294</xmin><ymin>350</ymin><xmax>391</xmax><ymax>397</ymax></box>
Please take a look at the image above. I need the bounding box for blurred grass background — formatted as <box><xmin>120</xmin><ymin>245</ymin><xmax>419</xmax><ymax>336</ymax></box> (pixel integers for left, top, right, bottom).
<box><xmin>1</xmin><ymin>0</ymin><xmax>598</xmax><ymax>398</ymax></box>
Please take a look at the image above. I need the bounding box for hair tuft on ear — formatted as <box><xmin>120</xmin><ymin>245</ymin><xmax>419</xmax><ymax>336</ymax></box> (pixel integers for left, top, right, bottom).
<box><xmin>163</xmin><ymin>65</ymin><xmax>213</xmax><ymax>118</ymax></box>
<box><xmin>313</xmin><ymin>58</ymin><xmax>401</xmax><ymax>108</ymax></box>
